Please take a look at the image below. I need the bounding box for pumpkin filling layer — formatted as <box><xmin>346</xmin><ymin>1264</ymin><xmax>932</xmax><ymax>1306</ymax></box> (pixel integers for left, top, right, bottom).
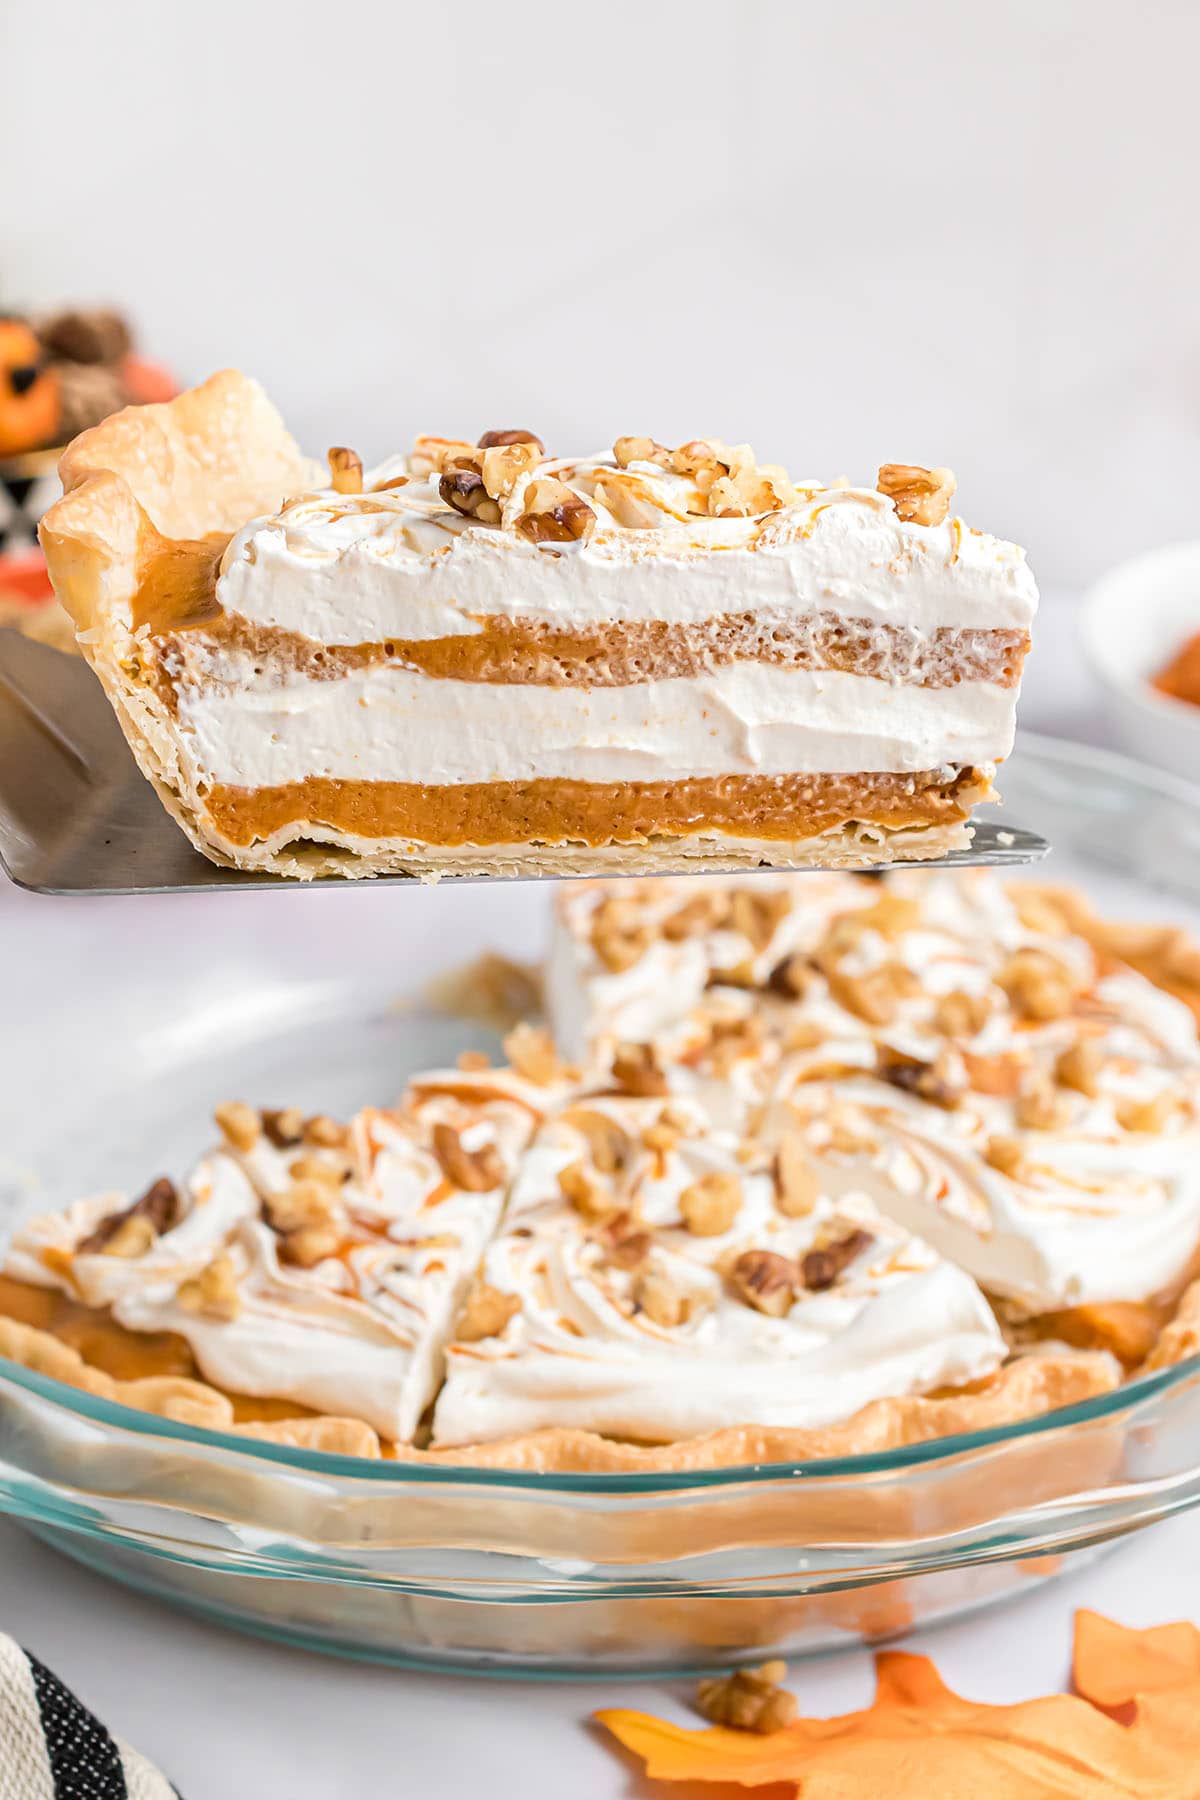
<box><xmin>201</xmin><ymin>768</ymin><xmax>991</xmax><ymax>851</ymax></box>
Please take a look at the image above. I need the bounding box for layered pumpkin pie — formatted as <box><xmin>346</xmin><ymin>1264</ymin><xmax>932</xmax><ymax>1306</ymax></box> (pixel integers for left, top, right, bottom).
<box><xmin>3</xmin><ymin>871</ymin><xmax>1200</xmax><ymax>1469</ymax></box>
<box><xmin>38</xmin><ymin>371</ymin><xmax>1037</xmax><ymax>879</ymax></box>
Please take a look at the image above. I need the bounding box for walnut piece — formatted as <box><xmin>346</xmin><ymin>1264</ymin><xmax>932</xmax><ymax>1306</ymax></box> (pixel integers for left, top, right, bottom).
<box><xmin>695</xmin><ymin>1662</ymin><xmax>797</xmax><ymax>1734</ymax></box>
<box><xmin>515</xmin><ymin>478</ymin><xmax>596</xmax><ymax>544</ymax></box>
<box><xmin>633</xmin><ymin>1268</ymin><xmax>692</xmax><ymax>1328</ymax></box>
<box><xmin>432</xmin><ymin>1122</ymin><xmax>504</xmax><ymax>1192</ymax></box>
<box><xmin>477</xmin><ymin>427</ymin><xmax>545</xmax><ymax>454</ymax></box>
<box><xmin>877</xmin><ymin>463</ymin><xmax>957</xmax><ymax>527</ymax></box>
<box><xmin>998</xmin><ymin>949</ymin><xmax>1076</xmax><ymax>1022</ymax></box>
<box><xmin>1055</xmin><ymin>1038</ymin><xmax>1102</xmax><ymax>1097</ymax></box>
<box><xmin>730</xmin><ymin>887</ymin><xmax>792</xmax><ymax>953</ymax></box>
<box><xmin>558</xmin><ymin>1159</ymin><xmax>616</xmax><ymax>1221</ymax></box>
<box><xmin>281</xmin><ymin>1222</ymin><xmax>343</xmax><ymax>1268</ymax></box>
<box><xmin>613</xmin><ymin>435</ymin><xmax>671</xmax><ymax>468</ymax></box>
<box><xmin>875</xmin><ymin>1045</ymin><xmax>964</xmax><ymax>1110</ymax></box>
<box><xmin>262</xmin><ymin>1108</ymin><xmax>304</xmax><ymax>1149</ymax></box>
<box><xmin>177</xmin><ymin>1254</ymin><xmax>242</xmax><ymax>1320</ymax></box>
<box><xmin>327</xmin><ymin>446</ymin><xmax>363</xmax><ymax>495</ymax></box>
<box><xmin>800</xmin><ymin>1226</ymin><xmax>874</xmax><ymax>1291</ymax></box>
<box><xmin>456</xmin><ymin>1282</ymin><xmax>520</xmax><ymax>1342</ymax></box>
<box><xmin>1117</xmin><ymin>1090</ymin><xmax>1178</xmax><ymax>1134</ymax></box>
<box><xmin>985</xmin><ymin>1134</ymin><xmax>1027</xmax><ymax>1178</ymax></box>
<box><xmin>766</xmin><ymin>954</ymin><xmax>812</xmax><ymax>1000</ymax></box>
<box><xmin>214</xmin><ymin>1099</ymin><xmax>261</xmax><ymax>1153</ymax></box>
<box><xmin>1015</xmin><ymin>1075</ymin><xmax>1071</xmax><ymax>1131</ymax></box>
<box><xmin>439</xmin><ymin>466</ymin><xmax>503</xmax><ymax>525</ymax></box>
<box><xmin>562</xmin><ymin>1106</ymin><xmax>632</xmax><ymax>1175</ymax></box>
<box><xmin>730</xmin><ymin>1249</ymin><xmax>797</xmax><ymax>1316</ymax></box>
<box><xmin>679</xmin><ymin>1171</ymin><xmax>742</xmax><ymax>1237</ymax></box>
<box><xmin>79</xmin><ymin>1176</ymin><xmax>181</xmax><ymax>1256</ymax></box>
<box><xmin>481</xmin><ymin>441</ymin><xmax>541</xmax><ymax>500</ymax></box>
<box><xmin>774</xmin><ymin>1134</ymin><xmax>821</xmax><ymax>1216</ymax></box>
<box><xmin>265</xmin><ymin>1178</ymin><xmax>338</xmax><ymax>1236</ymax></box>
<box><xmin>502</xmin><ymin>1023</ymin><xmax>564</xmax><ymax>1087</ymax></box>
<box><xmin>611</xmin><ymin>1042</ymin><xmax>670</xmax><ymax>1098</ymax></box>
<box><xmin>934</xmin><ymin>988</ymin><xmax>992</xmax><ymax>1038</ymax></box>
<box><xmin>661</xmin><ymin>891</ymin><xmax>731</xmax><ymax>941</ymax></box>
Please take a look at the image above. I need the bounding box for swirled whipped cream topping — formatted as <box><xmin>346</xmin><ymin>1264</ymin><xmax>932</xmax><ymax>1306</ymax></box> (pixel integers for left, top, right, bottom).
<box><xmin>5</xmin><ymin>1079</ymin><xmax>541</xmax><ymax>1440</ymax></box>
<box><xmin>431</xmin><ymin>1092</ymin><xmax>1003</xmax><ymax>1447</ymax></box>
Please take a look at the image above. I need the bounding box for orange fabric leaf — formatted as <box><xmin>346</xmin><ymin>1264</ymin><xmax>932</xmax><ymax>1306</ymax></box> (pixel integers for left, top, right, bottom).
<box><xmin>1074</xmin><ymin>1608</ymin><xmax>1200</xmax><ymax>1714</ymax></box>
<box><xmin>597</xmin><ymin>1615</ymin><xmax>1200</xmax><ymax>1799</ymax></box>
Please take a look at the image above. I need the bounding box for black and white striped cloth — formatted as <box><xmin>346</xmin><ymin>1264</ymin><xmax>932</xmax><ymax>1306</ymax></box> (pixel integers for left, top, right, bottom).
<box><xmin>0</xmin><ymin>1634</ymin><xmax>177</xmax><ymax>1798</ymax></box>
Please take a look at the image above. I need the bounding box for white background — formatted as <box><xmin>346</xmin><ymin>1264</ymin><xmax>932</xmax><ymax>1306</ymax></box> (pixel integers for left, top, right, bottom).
<box><xmin>4</xmin><ymin>0</ymin><xmax>1200</xmax><ymax>588</ymax></box>
<box><xmin>3</xmin><ymin>4</ymin><xmax>1200</xmax><ymax>1792</ymax></box>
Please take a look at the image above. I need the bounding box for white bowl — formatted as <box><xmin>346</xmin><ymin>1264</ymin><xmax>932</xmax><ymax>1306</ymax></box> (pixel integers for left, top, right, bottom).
<box><xmin>1080</xmin><ymin>541</ymin><xmax>1200</xmax><ymax>773</ymax></box>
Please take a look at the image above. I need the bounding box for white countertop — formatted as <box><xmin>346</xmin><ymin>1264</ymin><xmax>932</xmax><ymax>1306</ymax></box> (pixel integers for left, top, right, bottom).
<box><xmin>1</xmin><ymin>588</ymin><xmax>1196</xmax><ymax>1798</ymax></box>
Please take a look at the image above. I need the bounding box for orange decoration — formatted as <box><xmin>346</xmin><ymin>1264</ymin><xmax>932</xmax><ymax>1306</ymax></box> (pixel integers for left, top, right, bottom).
<box><xmin>0</xmin><ymin>319</ymin><xmax>59</xmax><ymax>457</ymax></box>
<box><xmin>1152</xmin><ymin>631</ymin><xmax>1200</xmax><ymax>709</ymax></box>
<box><xmin>597</xmin><ymin>1612</ymin><xmax>1200</xmax><ymax>1797</ymax></box>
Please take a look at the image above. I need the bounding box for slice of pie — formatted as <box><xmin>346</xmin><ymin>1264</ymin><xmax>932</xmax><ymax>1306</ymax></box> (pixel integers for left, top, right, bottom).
<box><xmin>38</xmin><ymin>372</ymin><xmax>1037</xmax><ymax>879</ymax></box>
<box><xmin>1</xmin><ymin>1075</ymin><xmax>541</xmax><ymax>1445</ymax></box>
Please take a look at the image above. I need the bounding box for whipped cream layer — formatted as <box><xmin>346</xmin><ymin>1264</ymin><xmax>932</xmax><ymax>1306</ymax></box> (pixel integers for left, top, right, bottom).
<box><xmin>431</xmin><ymin>1093</ymin><xmax>1004</xmax><ymax>1447</ymax></box>
<box><xmin>217</xmin><ymin>469</ymin><xmax>1037</xmax><ymax>645</ymax></box>
<box><xmin>171</xmin><ymin>657</ymin><xmax>1013</xmax><ymax>789</ymax></box>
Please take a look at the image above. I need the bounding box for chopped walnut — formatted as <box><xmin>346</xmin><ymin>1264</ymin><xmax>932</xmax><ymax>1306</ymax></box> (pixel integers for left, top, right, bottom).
<box><xmin>502</xmin><ymin>1022</ymin><xmax>563</xmax><ymax>1086</ymax></box>
<box><xmin>661</xmin><ymin>891</ymin><xmax>731</xmax><ymax>941</ymax></box>
<box><xmin>177</xmin><ymin>1254</ymin><xmax>242</xmax><ymax>1320</ymax></box>
<box><xmin>774</xmin><ymin>1134</ymin><xmax>821</xmax><ymax>1216</ymax></box>
<box><xmin>432</xmin><ymin>1122</ymin><xmax>504</xmax><ymax>1192</ymax></box>
<box><xmin>828</xmin><ymin>967</ymin><xmax>900</xmax><ymax>1026</ymax></box>
<box><xmin>730</xmin><ymin>887</ymin><xmax>792</xmax><ymax>953</ymax></box>
<box><xmin>593</xmin><ymin>927</ymin><xmax>652</xmax><ymax>974</ymax></box>
<box><xmin>303</xmin><ymin>1114</ymin><xmax>350</xmax><ymax>1149</ymax></box>
<box><xmin>877</xmin><ymin>463</ymin><xmax>957</xmax><ymax>527</ymax></box>
<box><xmin>456</xmin><ymin>1282</ymin><xmax>520</xmax><ymax>1342</ymax></box>
<box><xmin>214</xmin><ymin>1100</ymin><xmax>261</xmax><ymax>1153</ymax></box>
<box><xmin>78</xmin><ymin>1176</ymin><xmax>181</xmax><ymax>1256</ymax></box>
<box><xmin>934</xmin><ymin>988</ymin><xmax>992</xmax><ymax>1038</ymax></box>
<box><xmin>670</xmin><ymin>438</ymin><xmax>734</xmax><ymax>503</ymax></box>
<box><xmin>679</xmin><ymin>1171</ymin><xmax>742</xmax><ymax>1237</ymax></box>
<box><xmin>514</xmin><ymin>478</ymin><xmax>596</xmax><ymax>544</ymax></box>
<box><xmin>855</xmin><ymin>892</ymin><xmax>922</xmax><ymax>941</ymax></box>
<box><xmin>262</xmin><ymin>1108</ymin><xmax>304</xmax><ymax>1149</ymax></box>
<box><xmin>708</xmin><ymin>453</ymin><xmax>797</xmax><ymax>518</ymax></box>
<box><xmin>695</xmin><ymin>1662</ymin><xmax>797</xmax><ymax>1735</ymax></box>
<box><xmin>456</xmin><ymin>1050</ymin><xmax>493</xmax><ymax>1073</ymax></box>
<box><xmin>800</xmin><ymin>1227</ymin><xmax>874</xmax><ymax>1291</ymax></box>
<box><xmin>1117</xmin><ymin>1090</ymin><xmax>1178</xmax><ymax>1134</ymax></box>
<box><xmin>765</xmin><ymin>954</ymin><xmax>812</xmax><ymax>1000</ymax></box>
<box><xmin>439</xmin><ymin>466</ymin><xmax>503</xmax><ymax>525</ymax></box>
<box><xmin>558</xmin><ymin>1159</ymin><xmax>616</xmax><ymax>1221</ymax></box>
<box><xmin>1055</xmin><ymin>1038</ymin><xmax>1103</xmax><ymax>1097</ymax></box>
<box><xmin>100</xmin><ymin>1214</ymin><xmax>158</xmax><ymax>1259</ymax></box>
<box><xmin>602</xmin><ymin>1212</ymin><xmax>654</xmax><ymax>1269</ymax></box>
<box><xmin>564</xmin><ymin>1106</ymin><xmax>632</xmax><ymax>1175</ymax></box>
<box><xmin>611</xmin><ymin>1042</ymin><xmax>670</xmax><ymax>1097</ymax></box>
<box><xmin>634</xmin><ymin>1268</ymin><xmax>692</xmax><ymax>1328</ymax></box>
<box><xmin>480</xmin><ymin>440</ymin><xmax>541</xmax><ymax>500</ymax></box>
<box><xmin>1015</xmin><ymin>1075</ymin><xmax>1071</xmax><ymax>1131</ymax></box>
<box><xmin>998</xmin><ymin>949</ymin><xmax>1077</xmax><ymax>1022</ymax></box>
<box><xmin>477</xmin><ymin>427</ymin><xmax>545</xmax><ymax>454</ymax></box>
<box><xmin>783</xmin><ymin>1018</ymin><xmax>826</xmax><ymax>1053</ymax></box>
<box><xmin>985</xmin><ymin>1134</ymin><xmax>1027</xmax><ymax>1178</ymax></box>
<box><xmin>286</xmin><ymin>1154</ymin><xmax>345</xmax><ymax>1188</ymax></box>
<box><xmin>327</xmin><ymin>446</ymin><xmax>363</xmax><ymax>495</ymax></box>
<box><xmin>730</xmin><ymin>1249</ymin><xmax>797</xmax><ymax>1316</ymax></box>
<box><xmin>281</xmin><ymin>1222</ymin><xmax>343</xmax><ymax>1268</ymax></box>
<box><xmin>266</xmin><ymin>1178</ymin><xmax>337</xmax><ymax>1236</ymax></box>
<box><xmin>876</xmin><ymin>1045</ymin><xmax>964</xmax><ymax>1110</ymax></box>
<box><xmin>613</xmin><ymin>435</ymin><xmax>671</xmax><ymax>468</ymax></box>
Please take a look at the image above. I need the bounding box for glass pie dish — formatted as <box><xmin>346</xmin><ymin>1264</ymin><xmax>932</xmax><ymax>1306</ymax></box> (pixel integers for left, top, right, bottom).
<box><xmin>3</xmin><ymin>732</ymin><xmax>1200</xmax><ymax>1676</ymax></box>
